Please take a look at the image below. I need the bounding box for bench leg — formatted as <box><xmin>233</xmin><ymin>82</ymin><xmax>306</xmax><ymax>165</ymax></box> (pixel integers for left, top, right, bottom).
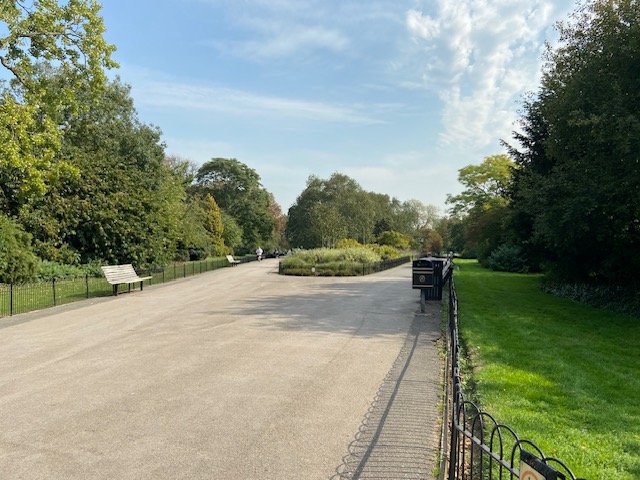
<box><xmin>140</xmin><ymin>281</ymin><xmax>144</xmax><ymax>291</ymax></box>
<box><xmin>113</xmin><ymin>285</ymin><xmax>118</xmax><ymax>296</ymax></box>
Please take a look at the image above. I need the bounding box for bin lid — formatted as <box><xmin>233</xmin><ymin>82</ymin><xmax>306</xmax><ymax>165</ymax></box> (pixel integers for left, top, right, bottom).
<box><xmin>413</xmin><ymin>256</ymin><xmax>446</xmax><ymax>267</ymax></box>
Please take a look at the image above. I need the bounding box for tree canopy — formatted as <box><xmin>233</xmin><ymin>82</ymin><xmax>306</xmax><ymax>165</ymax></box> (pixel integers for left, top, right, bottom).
<box><xmin>0</xmin><ymin>0</ymin><xmax>117</xmax><ymax>215</ymax></box>
<box><xmin>506</xmin><ymin>0</ymin><xmax>640</xmax><ymax>284</ymax></box>
<box><xmin>286</xmin><ymin>173</ymin><xmax>444</xmax><ymax>251</ymax></box>
<box><xmin>193</xmin><ymin>158</ymin><xmax>277</xmax><ymax>252</ymax></box>
<box><xmin>446</xmin><ymin>154</ymin><xmax>515</xmax><ymax>260</ymax></box>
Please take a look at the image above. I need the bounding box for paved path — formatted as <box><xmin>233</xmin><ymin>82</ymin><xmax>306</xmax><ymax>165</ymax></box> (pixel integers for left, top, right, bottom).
<box><xmin>0</xmin><ymin>260</ymin><xmax>442</xmax><ymax>479</ymax></box>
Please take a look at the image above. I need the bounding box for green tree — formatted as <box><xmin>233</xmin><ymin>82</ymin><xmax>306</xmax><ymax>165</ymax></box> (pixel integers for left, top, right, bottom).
<box><xmin>287</xmin><ymin>173</ymin><xmax>400</xmax><ymax>248</ymax></box>
<box><xmin>221</xmin><ymin>212</ymin><xmax>243</xmax><ymax>253</ymax></box>
<box><xmin>447</xmin><ymin>154</ymin><xmax>515</xmax><ymax>260</ymax></box>
<box><xmin>507</xmin><ymin>0</ymin><xmax>640</xmax><ymax>284</ymax></box>
<box><xmin>266</xmin><ymin>192</ymin><xmax>288</xmax><ymax>250</ymax></box>
<box><xmin>414</xmin><ymin>227</ymin><xmax>443</xmax><ymax>256</ymax></box>
<box><xmin>19</xmin><ymin>78</ymin><xmax>187</xmax><ymax>266</ymax></box>
<box><xmin>446</xmin><ymin>154</ymin><xmax>513</xmax><ymax>215</ymax></box>
<box><xmin>194</xmin><ymin>158</ymin><xmax>275</xmax><ymax>251</ymax></box>
<box><xmin>377</xmin><ymin>230</ymin><xmax>411</xmax><ymax>250</ymax></box>
<box><xmin>202</xmin><ymin>194</ymin><xmax>226</xmax><ymax>256</ymax></box>
<box><xmin>0</xmin><ymin>0</ymin><xmax>116</xmax><ymax>213</ymax></box>
<box><xmin>0</xmin><ymin>214</ymin><xmax>38</xmax><ymax>283</ymax></box>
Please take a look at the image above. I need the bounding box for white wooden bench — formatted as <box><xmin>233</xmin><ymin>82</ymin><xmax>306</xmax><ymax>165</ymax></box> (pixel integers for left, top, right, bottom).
<box><xmin>226</xmin><ymin>255</ymin><xmax>241</xmax><ymax>266</ymax></box>
<box><xmin>101</xmin><ymin>264</ymin><xmax>152</xmax><ymax>296</ymax></box>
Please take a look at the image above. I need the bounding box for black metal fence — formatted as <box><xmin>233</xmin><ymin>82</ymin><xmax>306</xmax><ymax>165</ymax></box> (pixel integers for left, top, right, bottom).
<box><xmin>440</xmin><ymin>271</ymin><xmax>588</xmax><ymax>480</ymax></box>
<box><xmin>278</xmin><ymin>255</ymin><xmax>412</xmax><ymax>276</ymax></box>
<box><xmin>0</xmin><ymin>255</ymin><xmax>256</xmax><ymax>318</ymax></box>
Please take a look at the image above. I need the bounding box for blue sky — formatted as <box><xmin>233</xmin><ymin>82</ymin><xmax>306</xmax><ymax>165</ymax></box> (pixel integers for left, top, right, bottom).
<box><xmin>100</xmin><ymin>0</ymin><xmax>576</xmax><ymax>213</ymax></box>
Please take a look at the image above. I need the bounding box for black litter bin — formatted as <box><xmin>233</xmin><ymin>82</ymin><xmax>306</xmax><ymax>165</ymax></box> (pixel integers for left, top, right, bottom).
<box><xmin>412</xmin><ymin>256</ymin><xmax>446</xmax><ymax>301</ymax></box>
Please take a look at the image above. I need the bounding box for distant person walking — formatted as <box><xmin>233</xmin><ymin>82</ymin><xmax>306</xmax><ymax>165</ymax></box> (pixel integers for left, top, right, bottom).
<box><xmin>256</xmin><ymin>246</ymin><xmax>263</xmax><ymax>261</ymax></box>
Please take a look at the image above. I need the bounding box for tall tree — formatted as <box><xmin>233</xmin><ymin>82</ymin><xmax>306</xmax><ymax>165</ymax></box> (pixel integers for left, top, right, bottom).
<box><xmin>194</xmin><ymin>158</ymin><xmax>275</xmax><ymax>251</ymax></box>
<box><xmin>447</xmin><ymin>154</ymin><xmax>515</xmax><ymax>260</ymax></box>
<box><xmin>202</xmin><ymin>194</ymin><xmax>226</xmax><ymax>256</ymax></box>
<box><xmin>19</xmin><ymin>77</ymin><xmax>188</xmax><ymax>266</ymax></box>
<box><xmin>0</xmin><ymin>0</ymin><xmax>116</xmax><ymax>214</ymax></box>
<box><xmin>507</xmin><ymin>0</ymin><xmax>640</xmax><ymax>284</ymax></box>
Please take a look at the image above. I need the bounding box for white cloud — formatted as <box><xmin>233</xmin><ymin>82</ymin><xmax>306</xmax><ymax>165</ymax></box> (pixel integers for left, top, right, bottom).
<box><xmin>404</xmin><ymin>0</ymin><xmax>570</xmax><ymax>151</ymax></box>
<box><xmin>132</xmin><ymin>77</ymin><xmax>382</xmax><ymax>125</ymax></box>
<box><xmin>406</xmin><ymin>9</ymin><xmax>440</xmax><ymax>40</ymax></box>
<box><xmin>226</xmin><ymin>25</ymin><xmax>349</xmax><ymax>59</ymax></box>
<box><xmin>342</xmin><ymin>154</ymin><xmax>457</xmax><ymax>209</ymax></box>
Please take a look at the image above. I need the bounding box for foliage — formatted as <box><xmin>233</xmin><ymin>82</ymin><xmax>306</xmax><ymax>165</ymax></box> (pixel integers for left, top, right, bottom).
<box><xmin>541</xmin><ymin>279</ymin><xmax>640</xmax><ymax>318</ymax></box>
<box><xmin>35</xmin><ymin>260</ymin><xmax>102</xmax><ymax>281</ymax></box>
<box><xmin>0</xmin><ymin>214</ymin><xmax>38</xmax><ymax>283</ymax></box>
<box><xmin>194</xmin><ymin>158</ymin><xmax>275</xmax><ymax>250</ymax></box>
<box><xmin>266</xmin><ymin>192</ymin><xmax>288</xmax><ymax>250</ymax></box>
<box><xmin>0</xmin><ymin>95</ymin><xmax>63</xmax><ymax>216</ymax></box>
<box><xmin>506</xmin><ymin>0</ymin><xmax>640</xmax><ymax>284</ymax></box>
<box><xmin>447</xmin><ymin>154</ymin><xmax>515</xmax><ymax>261</ymax></box>
<box><xmin>202</xmin><ymin>194</ymin><xmax>226</xmax><ymax>256</ymax></box>
<box><xmin>376</xmin><ymin>230</ymin><xmax>410</xmax><ymax>249</ymax></box>
<box><xmin>366</xmin><ymin>244</ymin><xmax>401</xmax><ymax>260</ymax></box>
<box><xmin>446</xmin><ymin>154</ymin><xmax>514</xmax><ymax>216</ymax></box>
<box><xmin>286</xmin><ymin>173</ymin><xmax>439</xmax><ymax>248</ymax></box>
<box><xmin>221</xmin><ymin>212</ymin><xmax>243</xmax><ymax>253</ymax></box>
<box><xmin>435</xmin><ymin>216</ymin><xmax>465</xmax><ymax>255</ymax></box>
<box><xmin>455</xmin><ymin>260</ymin><xmax>640</xmax><ymax>479</ymax></box>
<box><xmin>174</xmin><ymin>197</ymin><xmax>214</xmax><ymax>261</ymax></box>
<box><xmin>414</xmin><ymin>227</ymin><xmax>443</xmax><ymax>256</ymax></box>
<box><xmin>0</xmin><ymin>0</ymin><xmax>116</xmax><ymax>214</ymax></box>
<box><xmin>284</xmin><ymin>247</ymin><xmax>382</xmax><ymax>266</ymax></box>
<box><xmin>485</xmin><ymin>244</ymin><xmax>528</xmax><ymax>273</ymax></box>
<box><xmin>18</xmin><ymin>77</ymin><xmax>189</xmax><ymax>267</ymax></box>
<box><xmin>335</xmin><ymin>238</ymin><xmax>362</xmax><ymax>249</ymax></box>
<box><xmin>0</xmin><ymin>0</ymin><xmax>116</xmax><ymax>98</ymax></box>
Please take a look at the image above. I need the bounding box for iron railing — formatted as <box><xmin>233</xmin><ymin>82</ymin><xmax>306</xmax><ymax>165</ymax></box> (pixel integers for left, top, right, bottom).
<box><xmin>0</xmin><ymin>255</ymin><xmax>256</xmax><ymax>318</ymax></box>
<box><xmin>440</xmin><ymin>271</ymin><xmax>588</xmax><ymax>480</ymax></box>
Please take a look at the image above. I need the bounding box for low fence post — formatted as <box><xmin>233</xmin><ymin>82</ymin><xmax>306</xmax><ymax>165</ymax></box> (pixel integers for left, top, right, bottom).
<box><xmin>10</xmin><ymin>283</ymin><xmax>13</xmax><ymax>316</ymax></box>
<box><xmin>85</xmin><ymin>274</ymin><xmax>89</xmax><ymax>298</ymax></box>
<box><xmin>52</xmin><ymin>278</ymin><xmax>57</xmax><ymax>306</ymax></box>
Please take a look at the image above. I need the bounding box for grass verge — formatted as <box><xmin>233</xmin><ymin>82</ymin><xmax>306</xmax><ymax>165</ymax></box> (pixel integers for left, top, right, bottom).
<box><xmin>455</xmin><ymin>259</ymin><xmax>640</xmax><ymax>480</ymax></box>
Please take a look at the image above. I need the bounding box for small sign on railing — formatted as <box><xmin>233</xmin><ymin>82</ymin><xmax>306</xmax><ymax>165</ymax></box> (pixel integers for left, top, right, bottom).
<box><xmin>520</xmin><ymin>451</ymin><xmax>566</xmax><ymax>480</ymax></box>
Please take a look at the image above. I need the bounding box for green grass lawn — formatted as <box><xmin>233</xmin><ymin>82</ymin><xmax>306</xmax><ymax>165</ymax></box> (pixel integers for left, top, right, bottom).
<box><xmin>454</xmin><ymin>259</ymin><xmax>640</xmax><ymax>480</ymax></box>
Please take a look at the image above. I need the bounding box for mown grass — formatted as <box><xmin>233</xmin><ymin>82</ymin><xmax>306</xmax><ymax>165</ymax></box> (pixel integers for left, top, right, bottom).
<box><xmin>455</xmin><ymin>259</ymin><xmax>640</xmax><ymax>480</ymax></box>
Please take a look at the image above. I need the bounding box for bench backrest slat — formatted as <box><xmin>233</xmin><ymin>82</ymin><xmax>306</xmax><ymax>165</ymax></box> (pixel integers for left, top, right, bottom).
<box><xmin>101</xmin><ymin>264</ymin><xmax>148</xmax><ymax>284</ymax></box>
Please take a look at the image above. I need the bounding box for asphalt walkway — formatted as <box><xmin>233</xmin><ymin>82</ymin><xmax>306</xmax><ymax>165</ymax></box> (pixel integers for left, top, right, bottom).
<box><xmin>0</xmin><ymin>259</ymin><xmax>442</xmax><ymax>479</ymax></box>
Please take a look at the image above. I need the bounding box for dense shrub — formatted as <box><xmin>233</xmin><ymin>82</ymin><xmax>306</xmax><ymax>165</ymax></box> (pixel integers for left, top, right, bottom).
<box><xmin>377</xmin><ymin>230</ymin><xmax>410</xmax><ymax>249</ymax></box>
<box><xmin>0</xmin><ymin>215</ymin><xmax>38</xmax><ymax>283</ymax></box>
<box><xmin>35</xmin><ymin>260</ymin><xmax>104</xmax><ymax>281</ymax></box>
<box><xmin>542</xmin><ymin>280</ymin><xmax>640</xmax><ymax>318</ymax></box>
<box><xmin>335</xmin><ymin>238</ymin><xmax>362</xmax><ymax>249</ymax></box>
<box><xmin>486</xmin><ymin>244</ymin><xmax>528</xmax><ymax>273</ymax></box>
<box><xmin>367</xmin><ymin>244</ymin><xmax>401</xmax><ymax>260</ymax></box>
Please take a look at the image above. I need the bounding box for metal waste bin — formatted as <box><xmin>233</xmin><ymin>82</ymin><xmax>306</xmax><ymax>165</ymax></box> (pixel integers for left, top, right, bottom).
<box><xmin>412</xmin><ymin>257</ymin><xmax>446</xmax><ymax>301</ymax></box>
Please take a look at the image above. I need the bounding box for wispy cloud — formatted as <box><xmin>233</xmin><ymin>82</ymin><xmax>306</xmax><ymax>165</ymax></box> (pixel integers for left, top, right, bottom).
<box><xmin>223</xmin><ymin>25</ymin><xmax>349</xmax><ymax>59</ymax></box>
<box><xmin>405</xmin><ymin>0</ymin><xmax>571</xmax><ymax>151</ymax></box>
<box><xmin>192</xmin><ymin>0</ymin><xmax>404</xmax><ymax>62</ymax></box>
<box><xmin>131</xmin><ymin>76</ymin><xmax>382</xmax><ymax>125</ymax></box>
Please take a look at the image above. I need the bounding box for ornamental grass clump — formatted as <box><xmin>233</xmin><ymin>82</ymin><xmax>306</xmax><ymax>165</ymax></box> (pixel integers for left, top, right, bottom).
<box><xmin>280</xmin><ymin>247</ymin><xmax>383</xmax><ymax>276</ymax></box>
